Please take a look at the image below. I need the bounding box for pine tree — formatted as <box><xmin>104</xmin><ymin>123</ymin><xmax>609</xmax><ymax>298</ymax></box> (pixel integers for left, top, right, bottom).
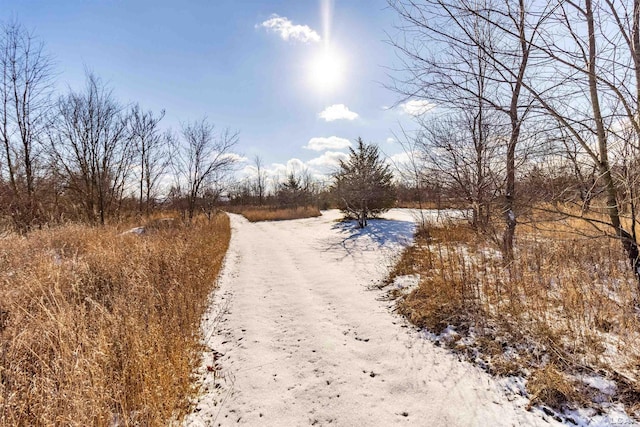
<box><xmin>332</xmin><ymin>138</ymin><xmax>395</xmax><ymax>228</ymax></box>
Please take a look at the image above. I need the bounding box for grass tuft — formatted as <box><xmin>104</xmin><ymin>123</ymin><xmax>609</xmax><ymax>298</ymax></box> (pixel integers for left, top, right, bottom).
<box><xmin>527</xmin><ymin>364</ymin><xmax>584</xmax><ymax>410</ymax></box>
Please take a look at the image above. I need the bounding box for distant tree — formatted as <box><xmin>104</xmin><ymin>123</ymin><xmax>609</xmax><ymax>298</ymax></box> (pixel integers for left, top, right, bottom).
<box><xmin>171</xmin><ymin>118</ymin><xmax>239</xmax><ymax>221</ymax></box>
<box><xmin>252</xmin><ymin>155</ymin><xmax>267</xmax><ymax>205</ymax></box>
<box><xmin>332</xmin><ymin>138</ymin><xmax>395</xmax><ymax>228</ymax></box>
<box><xmin>276</xmin><ymin>170</ymin><xmax>314</xmax><ymax>209</ymax></box>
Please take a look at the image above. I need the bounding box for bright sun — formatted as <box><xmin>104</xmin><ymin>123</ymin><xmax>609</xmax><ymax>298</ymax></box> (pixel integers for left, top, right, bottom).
<box><xmin>309</xmin><ymin>47</ymin><xmax>344</xmax><ymax>92</ymax></box>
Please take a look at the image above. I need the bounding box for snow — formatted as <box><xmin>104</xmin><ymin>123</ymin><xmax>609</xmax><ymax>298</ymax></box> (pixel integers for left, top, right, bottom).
<box><xmin>564</xmin><ymin>405</ymin><xmax>636</xmax><ymax>427</ymax></box>
<box><xmin>581</xmin><ymin>375</ymin><xmax>616</xmax><ymax>397</ymax></box>
<box><xmin>121</xmin><ymin>226</ymin><xmax>145</xmax><ymax>235</ymax></box>
<box><xmin>390</xmin><ymin>274</ymin><xmax>420</xmax><ymax>296</ymax></box>
<box><xmin>184</xmin><ymin>209</ymin><xmax>562</xmax><ymax>426</ymax></box>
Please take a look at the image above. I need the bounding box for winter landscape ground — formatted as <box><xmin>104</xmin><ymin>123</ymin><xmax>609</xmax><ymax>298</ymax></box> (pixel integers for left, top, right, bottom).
<box><xmin>185</xmin><ymin>210</ymin><xmax>570</xmax><ymax>427</ymax></box>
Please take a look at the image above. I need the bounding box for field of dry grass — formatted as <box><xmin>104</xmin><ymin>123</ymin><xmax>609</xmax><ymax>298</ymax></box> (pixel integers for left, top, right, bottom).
<box><xmin>229</xmin><ymin>205</ymin><xmax>321</xmax><ymax>222</ymax></box>
<box><xmin>389</xmin><ymin>215</ymin><xmax>640</xmax><ymax>418</ymax></box>
<box><xmin>0</xmin><ymin>213</ymin><xmax>230</xmax><ymax>426</ymax></box>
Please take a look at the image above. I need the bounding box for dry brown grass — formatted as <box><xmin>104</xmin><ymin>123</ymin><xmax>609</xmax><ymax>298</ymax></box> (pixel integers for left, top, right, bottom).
<box><xmin>0</xmin><ymin>213</ymin><xmax>230</xmax><ymax>426</ymax></box>
<box><xmin>391</xmin><ymin>217</ymin><xmax>640</xmax><ymax>414</ymax></box>
<box><xmin>229</xmin><ymin>205</ymin><xmax>321</xmax><ymax>222</ymax></box>
<box><xmin>527</xmin><ymin>364</ymin><xmax>586</xmax><ymax>410</ymax></box>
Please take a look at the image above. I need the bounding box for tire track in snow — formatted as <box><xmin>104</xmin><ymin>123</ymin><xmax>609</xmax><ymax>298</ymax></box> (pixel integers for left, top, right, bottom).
<box><xmin>185</xmin><ymin>210</ymin><xmax>561</xmax><ymax>427</ymax></box>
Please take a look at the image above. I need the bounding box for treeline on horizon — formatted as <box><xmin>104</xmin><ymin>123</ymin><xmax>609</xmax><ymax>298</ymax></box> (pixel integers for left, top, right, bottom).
<box><xmin>0</xmin><ymin>20</ymin><xmax>425</xmax><ymax>232</ymax></box>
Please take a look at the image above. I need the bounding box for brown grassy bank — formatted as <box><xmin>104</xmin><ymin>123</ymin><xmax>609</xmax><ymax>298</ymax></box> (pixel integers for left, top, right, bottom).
<box><xmin>0</xmin><ymin>214</ymin><xmax>230</xmax><ymax>426</ymax></box>
<box><xmin>228</xmin><ymin>205</ymin><xmax>321</xmax><ymax>222</ymax></box>
<box><xmin>389</xmin><ymin>218</ymin><xmax>640</xmax><ymax>418</ymax></box>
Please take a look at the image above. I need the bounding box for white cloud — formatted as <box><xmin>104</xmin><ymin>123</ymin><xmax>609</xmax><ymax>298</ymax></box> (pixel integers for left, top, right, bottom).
<box><xmin>318</xmin><ymin>104</ymin><xmax>359</xmax><ymax>122</ymax></box>
<box><xmin>257</xmin><ymin>14</ymin><xmax>321</xmax><ymax>43</ymax></box>
<box><xmin>304</xmin><ymin>136</ymin><xmax>351</xmax><ymax>151</ymax></box>
<box><xmin>387</xmin><ymin>151</ymin><xmax>413</xmax><ymax>168</ymax></box>
<box><xmin>286</xmin><ymin>158</ymin><xmax>305</xmax><ymax>172</ymax></box>
<box><xmin>267</xmin><ymin>158</ymin><xmax>306</xmax><ymax>177</ymax></box>
<box><xmin>239</xmin><ymin>153</ymin><xmax>350</xmax><ymax>186</ymax></box>
<box><xmin>400</xmin><ymin>100</ymin><xmax>435</xmax><ymax>116</ymax></box>
<box><xmin>241</xmin><ymin>164</ymin><xmax>258</xmax><ymax>176</ymax></box>
<box><xmin>308</xmin><ymin>151</ymin><xmax>349</xmax><ymax>171</ymax></box>
<box><xmin>386</xmin><ymin>137</ymin><xmax>395</xmax><ymax>144</ymax></box>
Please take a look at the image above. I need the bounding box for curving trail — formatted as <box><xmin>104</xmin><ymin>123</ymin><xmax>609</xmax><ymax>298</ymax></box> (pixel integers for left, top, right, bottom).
<box><xmin>185</xmin><ymin>210</ymin><xmax>559</xmax><ymax>427</ymax></box>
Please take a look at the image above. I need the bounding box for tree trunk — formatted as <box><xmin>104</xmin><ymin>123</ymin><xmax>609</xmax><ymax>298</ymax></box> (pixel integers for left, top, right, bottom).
<box><xmin>358</xmin><ymin>206</ymin><xmax>368</xmax><ymax>228</ymax></box>
<box><xmin>502</xmin><ymin>133</ymin><xmax>517</xmax><ymax>261</ymax></box>
<box><xmin>500</xmin><ymin>0</ymin><xmax>529</xmax><ymax>263</ymax></box>
<box><xmin>585</xmin><ymin>0</ymin><xmax>640</xmax><ymax>282</ymax></box>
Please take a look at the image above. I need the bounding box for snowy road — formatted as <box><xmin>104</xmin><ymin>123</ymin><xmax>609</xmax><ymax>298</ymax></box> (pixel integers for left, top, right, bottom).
<box><xmin>185</xmin><ymin>210</ymin><xmax>559</xmax><ymax>427</ymax></box>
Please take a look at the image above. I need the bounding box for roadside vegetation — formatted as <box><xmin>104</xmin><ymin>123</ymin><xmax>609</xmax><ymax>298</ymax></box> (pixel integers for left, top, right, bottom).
<box><xmin>0</xmin><ymin>213</ymin><xmax>230</xmax><ymax>425</ymax></box>
<box><xmin>228</xmin><ymin>205</ymin><xmax>321</xmax><ymax>222</ymax></box>
<box><xmin>388</xmin><ymin>207</ymin><xmax>640</xmax><ymax>420</ymax></box>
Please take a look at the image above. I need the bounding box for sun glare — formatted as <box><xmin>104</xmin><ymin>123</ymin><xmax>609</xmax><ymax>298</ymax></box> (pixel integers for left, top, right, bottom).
<box><xmin>308</xmin><ymin>0</ymin><xmax>343</xmax><ymax>93</ymax></box>
<box><xmin>309</xmin><ymin>47</ymin><xmax>344</xmax><ymax>92</ymax></box>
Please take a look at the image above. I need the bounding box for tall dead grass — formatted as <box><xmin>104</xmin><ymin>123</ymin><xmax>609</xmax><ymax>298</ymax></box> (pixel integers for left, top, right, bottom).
<box><xmin>392</xmin><ymin>219</ymin><xmax>640</xmax><ymax>414</ymax></box>
<box><xmin>229</xmin><ymin>205</ymin><xmax>321</xmax><ymax>222</ymax></box>
<box><xmin>0</xmin><ymin>214</ymin><xmax>230</xmax><ymax>426</ymax></box>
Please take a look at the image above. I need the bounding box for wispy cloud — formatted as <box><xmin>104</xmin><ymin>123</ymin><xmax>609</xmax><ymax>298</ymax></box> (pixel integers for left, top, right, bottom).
<box><xmin>304</xmin><ymin>136</ymin><xmax>352</xmax><ymax>151</ymax></box>
<box><xmin>257</xmin><ymin>14</ymin><xmax>321</xmax><ymax>43</ymax></box>
<box><xmin>400</xmin><ymin>100</ymin><xmax>435</xmax><ymax>116</ymax></box>
<box><xmin>318</xmin><ymin>104</ymin><xmax>359</xmax><ymax>122</ymax></box>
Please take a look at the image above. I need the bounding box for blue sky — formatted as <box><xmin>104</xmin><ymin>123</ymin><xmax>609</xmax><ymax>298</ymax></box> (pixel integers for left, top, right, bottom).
<box><xmin>5</xmin><ymin>0</ymin><xmax>427</xmax><ymax>179</ymax></box>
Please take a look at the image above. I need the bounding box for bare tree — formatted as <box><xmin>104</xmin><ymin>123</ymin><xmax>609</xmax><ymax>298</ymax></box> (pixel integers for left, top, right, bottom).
<box><xmin>129</xmin><ymin>104</ymin><xmax>167</xmax><ymax>216</ymax></box>
<box><xmin>417</xmin><ymin>112</ymin><xmax>503</xmax><ymax>232</ymax></box>
<box><xmin>253</xmin><ymin>155</ymin><xmax>267</xmax><ymax>205</ymax></box>
<box><xmin>171</xmin><ymin>118</ymin><xmax>239</xmax><ymax>221</ymax></box>
<box><xmin>389</xmin><ymin>127</ymin><xmax>432</xmax><ymax>230</ymax></box>
<box><xmin>0</xmin><ymin>21</ymin><xmax>54</xmax><ymax>228</ymax></box>
<box><xmin>50</xmin><ymin>72</ymin><xmax>132</xmax><ymax>225</ymax></box>
<box><xmin>387</xmin><ymin>0</ymin><xmax>548</xmax><ymax>260</ymax></box>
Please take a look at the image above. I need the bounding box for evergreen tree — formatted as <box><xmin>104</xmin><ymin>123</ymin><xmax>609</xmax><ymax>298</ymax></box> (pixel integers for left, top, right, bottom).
<box><xmin>332</xmin><ymin>138</ymin><xmax>395</xmax><ymax>228</ymax></box>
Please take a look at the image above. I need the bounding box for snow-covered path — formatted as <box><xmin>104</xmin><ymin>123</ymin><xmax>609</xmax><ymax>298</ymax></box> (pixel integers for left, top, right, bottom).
<box><xmin>185</xmin><ymin>210</ymin><xmax>559</xmax><ymax>427</ymax></box>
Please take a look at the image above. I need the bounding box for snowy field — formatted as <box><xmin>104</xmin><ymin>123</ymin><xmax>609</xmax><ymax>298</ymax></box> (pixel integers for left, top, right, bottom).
<box><xmin>184</xmin><ymin>209</ymin><xmax>561</xmax><ymax>426</ymax></box>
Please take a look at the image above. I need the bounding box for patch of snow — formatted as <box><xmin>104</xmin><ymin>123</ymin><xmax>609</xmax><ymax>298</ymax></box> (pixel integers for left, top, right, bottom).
<box><xmin>581</xmin><ymin>375</ymin><xmax>617</xmax><ymax>396</ymax></box>
<box><xmin>390</xmin><ymin>274</ymin><xmax>420</xmax><ymax>296</ymax></box>
<box><xmin>441</xmin><ymin>325</ymin><xmax>459</xmax><ymax>341</ymax></box>
<box><xmin>121</xmin><ymin>226</ymin><xmax>145</xmax><ymax>235</ymax></box>
<box><xmin>565</xmin><ymin>404</ymin><xmax>637</xmax><ymax>427</ymax></box>
<box><xmin>499</xmin><ymin>376</ymin><xmax>531</xmax><ymax>408</ymax></box>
